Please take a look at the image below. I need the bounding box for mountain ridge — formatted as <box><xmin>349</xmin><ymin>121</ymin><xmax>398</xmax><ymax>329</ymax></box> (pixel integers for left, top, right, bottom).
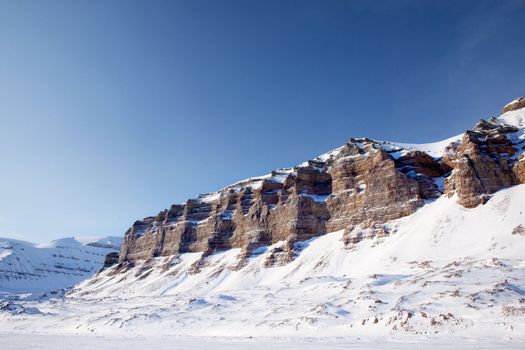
<box><xmin>116</xmin><ymin>99</ymin><xmax>525</xmax><ymax>270</ymax></box>
<box><xmin>0</xmin><ymin>99</ymin><xmax>524</xmax><ymax>339</ymax></box>
<box><xmin>4</xmin><ymin>182</ymin><xmax>521</xmax><ymax>338</ymax></box>
<box><xmin>0</xmin><ymin>235</ymin><xmax>122</xmax><ymax>294</ymax></box>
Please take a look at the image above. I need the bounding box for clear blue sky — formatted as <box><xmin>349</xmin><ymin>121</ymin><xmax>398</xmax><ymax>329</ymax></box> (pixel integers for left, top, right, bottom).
<box><xmin>1</xmin><ymin>0</ymin><xmax>524</xmax><ymax>242</ymax></box>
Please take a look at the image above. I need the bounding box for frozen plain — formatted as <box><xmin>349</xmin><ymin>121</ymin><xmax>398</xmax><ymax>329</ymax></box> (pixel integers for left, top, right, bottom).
<box><xmin>2</xmin><ymin>334</ymin><xmax>525</xmax><ymax>350</ymax></box>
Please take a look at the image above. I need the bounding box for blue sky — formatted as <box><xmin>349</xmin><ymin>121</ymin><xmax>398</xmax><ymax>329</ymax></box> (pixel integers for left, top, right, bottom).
<box><xmin>1</xmin><ymin>0</ymin><xmax>524</xmax><ymax>242</ymax></box>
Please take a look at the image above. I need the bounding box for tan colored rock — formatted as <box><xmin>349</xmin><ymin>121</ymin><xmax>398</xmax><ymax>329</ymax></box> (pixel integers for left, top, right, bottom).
<box><xmin>514</xmin><ymin>158</ymin><xmax>525</xmax><ymax>183</ymax></box>
<box><xmin>502</xmin><ymin>97</ymin><xmax>525</xmax><ymax>113</ymax></box>
<box><xmin>325</xmin><ymin>141</ymin><xmax>426</xmax><ymax>232</ymax></box>
<box><xmin>444</xmin><ymin>120</ymin><xmax>520</xmax><ymax>207</ymax></box>
<box><xmin>342</xmin><ymin>224</ymin><xmax>391</xmax><ymax>246</ymax></box>
<box><xmin>119</xmin><ymin>137</ymin><xmax>443</xmax><ymax>265</ymax></box>
<box><xmin>120</xmin><ymin>164</ymin><xmax>333</xmax><ymax>264</ymax></box>
<box><xmin>119</xmin><ymin>99</ymin><xmax>525</xmax><ymax>266</ymax></box>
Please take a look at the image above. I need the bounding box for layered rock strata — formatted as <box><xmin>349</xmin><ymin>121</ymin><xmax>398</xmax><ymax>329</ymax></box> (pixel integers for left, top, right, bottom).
<box><xmin>119</xmin><ymin>102</ymin><xmax>525</xmax><ymax>265</ymax></box>
<box><xmin>119</xmin><ymin>140</ymin><xmax>442</xmax><ymax>265</ymax></box>
<box><xmin>443</xmin><ymin>118</ymin><xmax>524</xmax><ymax>207</ymax></box>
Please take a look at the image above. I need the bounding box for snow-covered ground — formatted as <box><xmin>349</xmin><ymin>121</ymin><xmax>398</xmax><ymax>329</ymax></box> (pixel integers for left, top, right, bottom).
<box><xmin>1</xmin><ymin>333</ymin><xmax>524</xmax><ymax>350</ymax></box>
<box><xmin>0</xmin><ymin>186</ymin><xmax>523</xmax><ymax>345</ymax></box>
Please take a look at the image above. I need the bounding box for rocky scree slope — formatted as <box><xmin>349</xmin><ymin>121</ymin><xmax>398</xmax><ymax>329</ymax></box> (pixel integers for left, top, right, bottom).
<box><xmin>117</xmin><ymin>99</ymin><xmax>525</xmax><ymax>270</ymax></box>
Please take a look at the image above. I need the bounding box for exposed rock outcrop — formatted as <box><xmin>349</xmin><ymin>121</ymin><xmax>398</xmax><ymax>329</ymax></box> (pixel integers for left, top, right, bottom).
<box><xmin>443</xmin><ymin>118</ymin><xmax>523</xmax><ymax>207</ymax></box>
<box><xmin>324</xmin><ymin>140</ymin><xmax>432</xmax><ymax>233</ymax></box>
<box><xmin>119</xmin><ymin>138</ymin><xmax>443</xmax><ymax>265</ymax></box>
<box><xmin>502</xmin><ymin>97</ymin><xmax>525</xmax><ymax>113</ymax></box>
<box><xmin>119</xmin><ymin>99</ymin><xmax>525</xmax><ymax>265</ymax></box>
<box><xmin>514</xmin><ymin>157</ymin><xmax>525</xmax><ymax>183</ymax></box>
<box><xmin>101</xmin><ymin>252</ymin><xmax>120</xmax><ymax>270</ymax></box>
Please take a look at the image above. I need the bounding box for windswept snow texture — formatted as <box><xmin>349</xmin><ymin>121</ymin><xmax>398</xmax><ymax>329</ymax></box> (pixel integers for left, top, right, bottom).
<box><xmin>0</xmin><ymin>236</ymin><xmax>122</xmax><ymax>294</ymax></box>
<box><xmin>0</xmin><ymin>186</ymin><xmax>523</xmax><ymax>341</ymax></box>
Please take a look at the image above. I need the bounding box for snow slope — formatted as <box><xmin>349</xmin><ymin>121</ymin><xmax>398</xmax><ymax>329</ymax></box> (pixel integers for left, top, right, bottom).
<box><xmin>1</xmin><ymin>185</ymin><xmax>523</xmax><ymax>340</ymax></box>
<box><xmin>499</xmin><ymin>106</ymin><xmax>525</xmax><ymax>129</ymax></box>
<box><xmin>0</xmin><ymin>236</ymin><xmax>122</xmax><ymax>294</ymax></box>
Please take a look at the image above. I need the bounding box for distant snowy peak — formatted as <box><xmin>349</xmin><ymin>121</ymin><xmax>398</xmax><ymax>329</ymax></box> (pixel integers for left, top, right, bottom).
<box><xmin>0</xmin><ymin>235</ymin><xmax>122</xmax><ymax>294</ymax></box>
<box><xmin>35</xmin><ymin>236</ymin><xmax>122</xmax><ymax>250</ymax></box>
<box><xmin>79</xmin><ymin>236</ymin><xmax>122</xmax><ymax>250</ymax></box>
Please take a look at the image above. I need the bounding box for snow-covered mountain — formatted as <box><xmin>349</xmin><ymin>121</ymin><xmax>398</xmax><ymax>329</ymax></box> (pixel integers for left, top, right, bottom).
<box><xmin>0</xmin><ymin>185</ymin><xmax>523</xmax><ymax>340</ymax></box>
<box><xmin>0</xmin><ymin>99</ymin><xmax>524</xmax><ymax>342</ymax></box>
<box><xmin>117</xmin><ymin>100</ymin><xmax>525</xmax><ymax>269</ymax></box>
<box><xmin>0</xmin><ymin>236</ymin><xmax>122</xmax><ymax>294</ymax></box>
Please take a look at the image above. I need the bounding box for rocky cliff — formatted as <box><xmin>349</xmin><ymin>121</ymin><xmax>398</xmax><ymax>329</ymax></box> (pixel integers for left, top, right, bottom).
<box><xmin>443</xmin><ymin>118</ymin><xmax>523</xmax><ymax>207</ymax></box>
<box><xmin>118</xmin><ymin>100</ymin><xmax>525</xmax><ymax>266</ymax></box>
<box><xmin>502</xmin><ymin>96</ymin><xmax>525</xmax><ymax>114</ymax></box>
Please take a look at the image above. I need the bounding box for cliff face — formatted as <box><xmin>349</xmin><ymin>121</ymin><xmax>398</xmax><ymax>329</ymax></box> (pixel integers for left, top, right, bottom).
<box><xmin>118</xmin><ymin>101</ymin><xmax>525</xmax><ymax>266</ymax></box>
<box><xmin>119</xmin><ymin>141</ymin><xmax>441</xmax><ymax>265</ymax></box>
<box><xmin>443</xmin><ymin>119</ymin><xmax>523</xmax><ymax>207</ymax></box>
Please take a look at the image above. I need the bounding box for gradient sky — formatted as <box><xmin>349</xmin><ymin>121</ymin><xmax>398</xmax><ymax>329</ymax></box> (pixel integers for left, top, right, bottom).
<box><xmin>1</xmin><ymin>0</ymin><xmax>525</xmax><ymax>243</ymax></box>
